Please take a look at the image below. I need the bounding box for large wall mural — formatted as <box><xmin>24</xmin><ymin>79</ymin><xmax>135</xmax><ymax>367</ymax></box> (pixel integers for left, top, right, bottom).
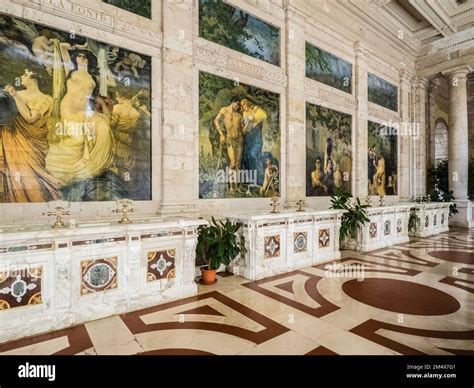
<box><xmin>306</xmin><ymin>102</ymin><xmax>352</xmax><ymax>196</ymax></box>
<box><xmin>305</xmin><ymin>43</ymin><xmax>352</xmax><ymax>94</ymax></box>
<box><xmin>0</xmin><ymin>15</ymin><xmax>152</xmax><ymax>203</ymax></box>
<box><xmin>368</xmin><ymin>73</ymin><xmax>398</xmax><ymax>112</ymax></box>
<box><xmin>368</xmin><ymin>121</ymin><xmax>398</xmax><ymax>196</ymax></box>
<box><xmin>199</xmin><ymin>71</ymin><xmax>280</xmax><ymax>199</ymax></box>
<box><xmin>199</xmin><ymin>0</ymin><xmax>280</xmax><ymax>67</ymax></box>
<box><xmin>103</xmin><ymin>0</ymin><xmax>151</xmax><ymax>19</ymax></box>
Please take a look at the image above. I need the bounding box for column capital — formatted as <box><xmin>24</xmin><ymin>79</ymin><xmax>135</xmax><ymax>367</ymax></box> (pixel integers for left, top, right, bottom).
<box><xmin>399</xmin><ymin>69</ymin><xmax>413</xmax><ymax>84</ymax></box>
<box><xmin>353</xmin><ymin>41</ymin><xmax>370</xmax><ymax>57</ymax></box>
<box><xmin>412</xmin><ymin>76</ymin><xmax>429</xmax><ymax>89</ymax></box>
<box><xmin>441</xmin><ymin>65</ymin><xmax>472</xmax><ymax>79</ymax></box>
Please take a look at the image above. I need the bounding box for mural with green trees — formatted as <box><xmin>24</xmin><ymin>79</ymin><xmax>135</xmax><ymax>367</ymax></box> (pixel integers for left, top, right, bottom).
<box><xmin>368</xmin><ymin>73</ymin><xmax>398</xmax><ymax>112</ymax></box>
<box><xmin>368</xmin><ymin>121</ymin><xmax>398</xmax><ymax>196</ymax></box>
<box><xmin>306</xmin><ymin>103</ymin><xmax>352</xmax><ymax>196</ymax></box>
<box><xmin>199</xmin><ymin>72</ymin><xmax>280</xmax><ymax>199</ymax></box>
<box><xmin>305</xmin><ymin>43</ymin><xmax>352</xmax><ymax>94</ymax></box>
<box><xmin>199</xmin><ymin>0</ymin><xmax>280</xmax><ymax>66</ymax></box>
<box><xmin>104</xmin><ymin>0</ymin><xmax>151</xmax><ymax>19</ymax></box>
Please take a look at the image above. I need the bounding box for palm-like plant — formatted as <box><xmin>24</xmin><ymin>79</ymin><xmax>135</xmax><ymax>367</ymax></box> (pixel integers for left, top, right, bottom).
<box><xmin>196</xmin><ymin>217</ymin><xmax>247</xmax><ymax>270</ymax></box>
<box><xmin>330</xmin><ymin>187</ymin><xmax>370</xmax><ymax>242</ymax></box>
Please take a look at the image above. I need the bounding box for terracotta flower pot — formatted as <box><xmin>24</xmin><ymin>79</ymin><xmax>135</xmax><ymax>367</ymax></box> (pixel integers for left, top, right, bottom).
<box><xmin>201</xmin><ymin>267</ymin><xmax>217</xmax><ymax>285</ymax></box>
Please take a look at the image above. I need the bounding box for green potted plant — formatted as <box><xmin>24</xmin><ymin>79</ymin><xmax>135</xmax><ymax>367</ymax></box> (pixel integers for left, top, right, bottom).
<box><xmin>330</xmin><ymin>187</ymin><xmax>370</xmax><ymax>242</ymax></box>
<box><xmin>408</xmin><ymin>208</ymin><xmax>419</xmax><ymax>233</ymax></box>
<box><xmin>427</xmin><ymin>159</ymin><xmax>458</xmax><ymax>217</ymax></box>
<box><xmin>196</xmin><ymin>217</ymin><xmax>247</xmax><ymax>284</ymax></box>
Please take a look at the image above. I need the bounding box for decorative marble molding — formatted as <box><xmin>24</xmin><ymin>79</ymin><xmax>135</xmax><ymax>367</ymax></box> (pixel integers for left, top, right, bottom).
<box><xmin>115</xmin><ymin>19</ymin><xmax>161</xmax><ymax>48</ymax></box>
<box><xmin>367</xmin><ymin>103</ymin><xmax>400</xmax><ymax>121</ymax></box>
<box><xmin>10</xmin><ymin>0</ymin><xmax>162</xmax><ymax>49</ymax></box>
<box><xmin>194</xmin><ymin>44</ymin><xmax>288</xmax><ymax>87</ymax></box>
<box><xmin>304</xmin><ymin>83</ymin><xmax>321</xmax><ymax>98</ymax></box>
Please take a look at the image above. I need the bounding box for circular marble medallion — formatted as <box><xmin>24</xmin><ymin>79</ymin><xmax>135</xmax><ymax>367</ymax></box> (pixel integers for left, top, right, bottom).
<box><xmin>342</xmin><ymin>278</ymin><xmax>460</xmax><ymax>315</ymax></box>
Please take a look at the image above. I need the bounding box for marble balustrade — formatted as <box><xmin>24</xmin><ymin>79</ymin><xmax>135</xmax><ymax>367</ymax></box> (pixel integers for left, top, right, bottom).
<box><xmin>225</xmin><ymin>209</ymin><xmax>345</xmax><ymax>280</ymax></box>
<box><xmin>0</xmin><ymin>217</ymin><xmax>206</xmax><ymax>344</ymax></box>
<box><xmin>342</xmin><ymin>204</ymin><xmax>411</xmax><ymax>252</ymax></box>
<box><xmin>408</xmin><ymin>202</ymin><xmax>451</xmax><ymax>237</ymax></box>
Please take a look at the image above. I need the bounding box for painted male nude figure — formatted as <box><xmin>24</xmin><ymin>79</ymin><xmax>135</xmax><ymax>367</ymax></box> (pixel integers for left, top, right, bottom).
<box><xmin>214</xmin><ymin>99</ymin><xmax>243</xmax><ymax>194</ymax></box>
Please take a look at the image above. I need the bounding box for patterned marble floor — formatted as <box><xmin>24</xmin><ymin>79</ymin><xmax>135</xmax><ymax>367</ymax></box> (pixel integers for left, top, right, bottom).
<box><xmin>1</xmin><ymin>228</ymin><xmax>473</xmax><ymax>355</ymax></box>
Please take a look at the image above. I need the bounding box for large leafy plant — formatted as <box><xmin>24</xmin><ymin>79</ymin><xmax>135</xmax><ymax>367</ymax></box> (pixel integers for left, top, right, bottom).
<box><xmin>330</xmin><ymin>187</ymin><xmax>370</xmax><ymax>242</ymax></box>
<box><xmin>427</xmin><ymin>159</ymin><xmax>458</xmax><ymax>217</ymax></box>
<box><xmin>196</xmin><ymin>217</ymin><xmax>247</xmax><ymax>270</ymax></box>
<box><xmin>408</xmin><ymin>208</ymin><xmax>419</xmax><ymax>233</ymax></box>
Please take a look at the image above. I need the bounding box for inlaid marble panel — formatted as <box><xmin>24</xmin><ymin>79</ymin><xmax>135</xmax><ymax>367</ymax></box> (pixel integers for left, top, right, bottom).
<box><xmin>369</xmin><ymin>223</ymin><xmax>377</xmax><ymax>238</ymax></box>
<box><xmin>147</xmin><ymin>249</ymin><xmax>176</xmax><ymax>282</ymax></box>
<box><xmin>318</xmin><ymin>228</ymin><xmax>330</xmax><ymax>248</ymax></box>
<box><xmin>0</xmin><ymin>266</ymin><xmax>42</xmax><ymax>310</ymax></box>
<box><xmin>384</xmin><ymin>220</ymin><xmax>391</xmax><ymax>236</ymax></box>
<box><xmin>397</xmin><ymin>218</ymin><xmax>402</xmax><ymax>233</ymax></box>
<box><xmin>264</xmin><ymin>235</ymin><xmax>281</xmax><ymax>259</ymax></box>
<box><xmin>293</xmin><ymin>232</ymin><xmax>308</xmax><ymax>253</ymax></box>
<box><xmin>425</xmin><ymin>215</ymin><xmax>430</xmax><ymax>228</ymax></box>
<box><xmin>80</xmin><ymin>257</ymin><xmax>118</xmax><ymax>295</ymax></box>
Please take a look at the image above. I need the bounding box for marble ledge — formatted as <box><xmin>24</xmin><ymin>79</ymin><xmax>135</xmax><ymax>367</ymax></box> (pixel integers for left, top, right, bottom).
<box><xmin>224</xmin><ymin>208</ymin><xmax>345</xmax><ymax>222</ymax></box>
<box><xmin>0</xmin><ymin>217</ymin><xmax>207</xmax><ymax>243</ymax></box>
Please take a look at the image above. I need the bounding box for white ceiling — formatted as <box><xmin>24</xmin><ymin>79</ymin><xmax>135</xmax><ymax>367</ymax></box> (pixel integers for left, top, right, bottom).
<box><xmin>350</xmin><ymin>0</ymin><xmax>474</xmax><ymax>47</ymax></box>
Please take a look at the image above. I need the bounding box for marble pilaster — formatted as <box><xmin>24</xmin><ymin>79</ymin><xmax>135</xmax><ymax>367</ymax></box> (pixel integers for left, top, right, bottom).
<box><xmin>412</xmin><ymin>77</ymin><xmax>429</xmax><ymax>196</ymax></box>
<box><xmin>160</xmin><ymin>0</ymin><xmax>197</xmax><ymax>215</ymax></box>
<box><xmin>353</xmin><ymin>42</ymin><xmax>369</xmax><ymax>198</ymax></box>
<box><xmin>284</xmin><ymin>7</ymin><xmax>306</xmax><ymax>206</ymax></box>
<box><xmin>399</xmin><ymin>70</ymin><xmax>413</xmax><ymax>200</ymax></box>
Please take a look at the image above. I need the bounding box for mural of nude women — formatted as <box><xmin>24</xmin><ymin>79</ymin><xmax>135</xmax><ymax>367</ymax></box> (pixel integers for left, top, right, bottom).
<box><xmin>0</xmin><ymin>14</ymin><xmax>152</xmax><ymax>203</ymax></box>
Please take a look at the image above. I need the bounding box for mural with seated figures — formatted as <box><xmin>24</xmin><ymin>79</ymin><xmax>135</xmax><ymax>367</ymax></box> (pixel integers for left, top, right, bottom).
<box><xmin>306</xmin><ymin>102</ymin><xmax>352</xmax><ymax>196</ymax></box>
<box><xmin>0</xmin><ymin>14</ymin><xmax>151</xmax><ymax>203</ymax></box>
<box><xmin>199</xmin><ymin>0</ymin><xmax>280</xmax><ymax>66</ymax></box>
<box><xmin>199</xmin><ymin>71</ymin><xmax>280</xmax><ymax>199</ymax></box>
<box><xmin>368</xmin><ymin>121</ymin><xmax>398</xmax><ymax>196</ymax></box>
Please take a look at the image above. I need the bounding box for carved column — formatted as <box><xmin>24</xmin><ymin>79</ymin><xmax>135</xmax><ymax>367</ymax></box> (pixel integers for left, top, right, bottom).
<box><xmin>445</xmin><ymin>67</ymin><xmax>470</xmax><ymax>201</ymax></box>
<box><xmin>398</xmin><ymin>70</ymin><xmax>412</xmax><ymax>200</ymax></box>
<box><xmin>284</xmin><ymin>6</ymin><xmax>306</xmax><ymax>206</ymax></box>
<box><xmin>353</xmin><ymin>42</ymin><xmax>369</xmax><ymax>198</ymax></box>
<box><xmin>442</xmin><ymin>66</ymin><xmax>473</xmax><ymax>227</ymax></box>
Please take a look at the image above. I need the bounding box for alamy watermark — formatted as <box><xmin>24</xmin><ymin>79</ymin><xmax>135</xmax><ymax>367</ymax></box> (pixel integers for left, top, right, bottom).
<box><xmin>324</xmin><ymin>263</ymin><xmax>365</xmax><ymax>281</ymax></box>
<box><xmin>215</xmin><ymin>167</ymin><xmax>257</xmax><ymax>185</ymax></box>
<box><xmin>374</xmin><ymin>119</ymin><xmax>420</xmax><ymax>139</ymax></box>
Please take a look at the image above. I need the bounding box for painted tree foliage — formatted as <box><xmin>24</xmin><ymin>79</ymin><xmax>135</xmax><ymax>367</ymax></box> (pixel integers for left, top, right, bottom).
<box><xmin>199</xmin><ymin>0</ymin><xmax>280</xmax><ymax>66</ymax></box>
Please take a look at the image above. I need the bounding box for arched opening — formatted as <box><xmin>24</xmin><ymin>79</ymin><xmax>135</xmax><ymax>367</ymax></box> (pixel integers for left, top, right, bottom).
<box><xmin>434</xmin><ymin>118</ymin><xmax>448</xmax><ymax>162</ymax></box>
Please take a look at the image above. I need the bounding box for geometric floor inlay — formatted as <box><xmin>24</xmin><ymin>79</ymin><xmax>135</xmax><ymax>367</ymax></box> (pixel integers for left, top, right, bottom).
<box><xmin>0</xmin><ymin>228</ymin><xmax>473</xmax><ymax>355</ymax></box>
